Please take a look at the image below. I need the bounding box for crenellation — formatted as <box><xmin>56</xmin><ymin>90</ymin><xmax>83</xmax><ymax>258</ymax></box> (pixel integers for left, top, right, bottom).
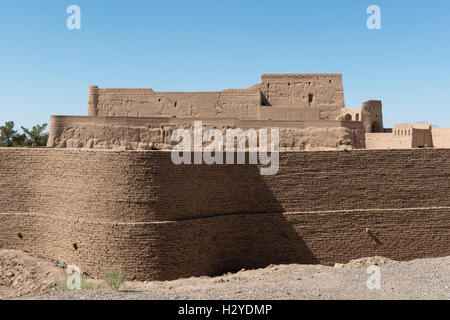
<box><xmin>261</xmin><ymin>73</ymin><xmax>342</xmax><ymax>79</ymax></box>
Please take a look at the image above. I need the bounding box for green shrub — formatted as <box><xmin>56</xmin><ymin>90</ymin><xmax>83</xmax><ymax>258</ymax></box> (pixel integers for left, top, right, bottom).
<box><xmin>103</xmin><ymin>265</ymin><xmax>126</xmax><ymax>291</ymax></box>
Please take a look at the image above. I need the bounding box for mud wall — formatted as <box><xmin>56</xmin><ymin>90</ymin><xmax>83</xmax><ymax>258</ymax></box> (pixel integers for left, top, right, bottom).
<box><xmin>47</xmin><ymin>116</ymin><xmax>365</xmax><ymax>151</ymax></box>
<box><xmin>432</xmin><ymin>128</ymin><xmax>450</xmax><ymax>148</ymax></box>
<box><xmin>0</xmin><ymin>148</ymin><xmax>449</xmax><ymax>280</ymax></box>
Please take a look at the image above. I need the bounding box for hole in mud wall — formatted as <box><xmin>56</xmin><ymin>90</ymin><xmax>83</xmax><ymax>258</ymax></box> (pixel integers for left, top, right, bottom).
<box><xmin>308</xmin><ymin>94</ymin><xmax>314</xmax><ymax>103</ymax></box>
<box><xmin>365</xmin><ymin>228</ymin><xmax>381</xmax><ymax>245</ymax></box>
<box><xmin>73</xmin><ymin>243</ymin><xmax>78</xmax><ymax>251</ymax></box>
<box><xmin>17</xmin><ymin>232</ymin><xmax>23</xmax><ymax>239</ymax></box>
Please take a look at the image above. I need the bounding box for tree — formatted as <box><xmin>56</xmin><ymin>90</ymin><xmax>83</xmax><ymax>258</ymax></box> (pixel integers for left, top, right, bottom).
<box><xmin>21</xmin><ymin>123</ymin><xmax>49</xmax><ymax>147</ymax></box>
<box><xmin>0</xmin><ymin>121</ymin><xmax>18</xmax><ymax>147</ymax></box>
<box><xmin>0</xmin><ymin>121</ymin><xmax>49</xmax><ymax>147</ymax></box>
<box><xmin>12</xmin><ymin>133</ymin><xmax>27</xmax><ymax>147</ymax></box>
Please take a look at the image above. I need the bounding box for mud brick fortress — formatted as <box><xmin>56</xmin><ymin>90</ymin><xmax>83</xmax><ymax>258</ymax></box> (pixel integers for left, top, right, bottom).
<box><xmin>1</xmin><ymin>74</ymin><xmax>449</xmax><ymax>280</ymax></box>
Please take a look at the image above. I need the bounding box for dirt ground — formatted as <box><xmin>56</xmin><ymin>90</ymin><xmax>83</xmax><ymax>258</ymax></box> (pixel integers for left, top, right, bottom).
<box><xmin>0</xmin><ymin>249</ymin><xmax>448</xmax><ymax>300</ymax></box>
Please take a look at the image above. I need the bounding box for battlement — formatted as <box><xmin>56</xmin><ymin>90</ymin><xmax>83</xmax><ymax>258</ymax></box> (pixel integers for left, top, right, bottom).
<box><xmin>90</xmin><ymin>87</ymin><xmax>155</xmax><ymax>95</ymax></box>
<box><xmin>261</xmin><ymin>73</ymin><xmax>342</xmax><ymax>80</ymax></box>
<box><xmin>220</xmin><ymin>88</ymin><xmax>260</xmax><ymax>94</ymax></box>
<box><xmin>362</xmin><ymin>100</ymin><xmax>382</xmax><ymax>110</ymax></box>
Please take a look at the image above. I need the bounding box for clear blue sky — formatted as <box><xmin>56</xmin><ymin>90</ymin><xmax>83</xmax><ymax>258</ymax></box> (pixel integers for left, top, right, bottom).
<box><xmin>1</xmin><ymin>0</ymin><xmax>449</xmax><ymax>130</ymax></box>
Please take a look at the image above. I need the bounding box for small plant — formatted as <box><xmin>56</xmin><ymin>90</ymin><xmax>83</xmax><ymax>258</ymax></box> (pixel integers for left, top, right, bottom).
<box><xmin>103</xmin><ymin>265</ymin><xmax>126</xmax><ymax>291</ymax></box>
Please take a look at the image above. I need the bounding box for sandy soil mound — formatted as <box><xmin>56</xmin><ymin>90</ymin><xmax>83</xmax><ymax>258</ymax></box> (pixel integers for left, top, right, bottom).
<box><xmin>334</xmin><ymin>256</ymin><xmax>395</xmax><ymax>269</ymax></box>
<box><xmin>0</xmin><ymin>249</ymin><xmax>66</xmax><ymax>299</ymax></box>
<box><xmin>2</xmin><ymin>249</ymin><xmax>448</xmax><ymax>300</ymax></box>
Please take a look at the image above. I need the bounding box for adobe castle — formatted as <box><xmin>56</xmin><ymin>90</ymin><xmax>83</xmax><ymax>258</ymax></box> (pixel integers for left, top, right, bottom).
<box><xmin>47</xmin><ymin>74</ymin><xmax>450</xmax><ymax>151</ymax></box>
<box><xmin>0</xmin><ymin>74</ymin><xmax>449</xmax><ymax>281</ymax></box>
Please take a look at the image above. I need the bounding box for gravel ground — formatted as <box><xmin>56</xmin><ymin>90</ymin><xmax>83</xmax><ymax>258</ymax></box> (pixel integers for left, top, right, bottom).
<box><xmin>14</xmin><ymin>255</ymin><xmax>449</xmax><ymax>300</ymax></box>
